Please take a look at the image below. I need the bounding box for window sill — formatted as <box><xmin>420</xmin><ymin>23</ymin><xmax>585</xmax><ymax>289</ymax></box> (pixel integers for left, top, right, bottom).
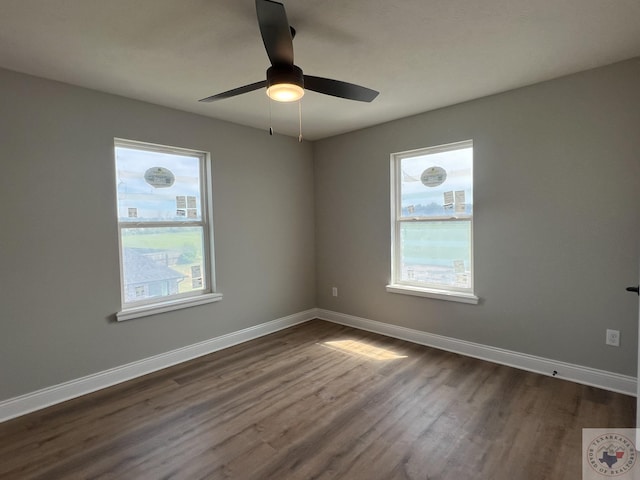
<box><xmin>385</xmin><ymin>284</ymin><xmax>479</xmax><ymax>305</ymax></box>
<box><xmin>116</xmin><ymin>292</ymin><xmax>223</xmax><ymax>321</ymax></box>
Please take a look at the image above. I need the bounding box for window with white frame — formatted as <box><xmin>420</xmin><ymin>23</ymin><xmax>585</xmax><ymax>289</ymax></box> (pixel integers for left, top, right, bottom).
<box><xmin>387</xmin><ymin>140</ymin><xmax>478</xmax><ymax>304</ymax></box>
<box><xmin>114</xmin><ymin>138</ymin><xmax>221</xmax><ymax>320</ymax></box>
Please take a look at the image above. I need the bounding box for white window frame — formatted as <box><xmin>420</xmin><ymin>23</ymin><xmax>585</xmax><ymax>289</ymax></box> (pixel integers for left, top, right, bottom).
<box><xmin>114</xmin><ymin>138</ymin><xmax>222</xmax><ymax>321</ymax></box>
<box><xmin>386</xmin><ymin>140</ymin><xmax>479</xmax><ymax>304</ymax></box>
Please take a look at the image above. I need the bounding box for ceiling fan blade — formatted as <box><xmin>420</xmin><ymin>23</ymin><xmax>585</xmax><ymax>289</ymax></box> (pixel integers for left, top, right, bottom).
<box><xmin>256</xmin><ymin>0</ymin><xmax>294</xmax><ymax>66</ymax></box>
<box><xmin>304</xmin><ymin>75</ymin><xmax>379</xmax><ymax>102</ymax></box>
<box><xmin>199</xmin><ymin>81</ymin><xmax>267</xmax><ymax>102</ymax></box>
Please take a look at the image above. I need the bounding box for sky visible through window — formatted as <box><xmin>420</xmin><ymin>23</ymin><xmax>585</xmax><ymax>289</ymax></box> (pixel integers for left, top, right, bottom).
<box><xmin>115</xmin><ymin>147</ymin><xmax>201</xmax><ymax>222</ymax></box>
<box><xmin>400</xmin><ymin>147</ymin><xmax>473</xmax><ymax>218</ymax></box>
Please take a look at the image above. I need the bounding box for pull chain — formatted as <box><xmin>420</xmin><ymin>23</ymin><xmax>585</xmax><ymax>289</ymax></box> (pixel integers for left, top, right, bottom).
<box><xmin>267</xmin><ymin>97</ymin><xmax>302</xmax><ymax>140</ymax></box>
<box><xmin>298</xmin><ymin>99</ymin><xmax>303</xmax><ymax>143</ymax></box>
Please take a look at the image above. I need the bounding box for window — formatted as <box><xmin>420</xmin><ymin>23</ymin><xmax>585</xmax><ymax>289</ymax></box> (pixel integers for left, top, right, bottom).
<box><xmin>114</xmin><ymin>139</ymin><xmax>221</xmax><ymax>320</ymax></box>
<box><xmin>387</xmin><ymin>140</ymin><xmax>478</xmax><ymax>304</ymax></box>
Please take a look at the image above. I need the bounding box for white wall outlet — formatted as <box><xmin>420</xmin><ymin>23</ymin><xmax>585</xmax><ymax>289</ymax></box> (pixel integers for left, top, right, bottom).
<box><xmin>606</xmin><ymin>329</ymin><xmax>620</xmax><ymax>347</ymax></box>
<box><xmin>332</xmin><ymin>287</ymin><xmax>338</xmax><ymax>297</ymax></box>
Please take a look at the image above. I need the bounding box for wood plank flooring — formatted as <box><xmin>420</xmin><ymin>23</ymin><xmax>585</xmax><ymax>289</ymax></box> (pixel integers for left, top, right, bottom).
<box><xmin>0</xmin><ymin>319</ymin><xmax>635</xmax><ymax>479</ymax></box>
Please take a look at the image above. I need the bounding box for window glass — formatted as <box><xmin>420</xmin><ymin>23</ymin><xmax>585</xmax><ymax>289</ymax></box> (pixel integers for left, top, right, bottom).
<box><xmin>399</xmin><ymin>147</ymin><xmax>473</xmax><ymax>219</ymax></box>
<box><xmin>115</xmin><ymin>139</ymin><xmax>213</xmax><ymax>310</ymax></box>
<box><xmin>399</xmin><ymin>221</ymin><xmax>472</xmax><ymax>288</ymax></box>
<box><xmin>116</xmin><ymin>147</ymin><xmax>202</xmax><ymax>222</ymax></box>
<box><xmin>391</xmin><ymin>140</ymin><xmax>474</xmax><ymax>295</ymax></box>
<box><xmin>120</xmin><ymin>226</ymin><xmax>206</xmax><ymax>303</ymax></box>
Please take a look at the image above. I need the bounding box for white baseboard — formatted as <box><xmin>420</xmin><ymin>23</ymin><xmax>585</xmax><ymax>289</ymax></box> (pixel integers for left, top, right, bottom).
<box><xmin>316</xmin><ymin>309</ymin><xmax>637</xmax><ymax>397</ymax></box>
<box><xmin>2</xmin><ymin>307</ymin><xmax>635</xmax><ymax>423</ymax></box>
<box><xmin>0</xmin><ymin>309</ymin><xmax>317</xmax><ymax>423</ymax></box>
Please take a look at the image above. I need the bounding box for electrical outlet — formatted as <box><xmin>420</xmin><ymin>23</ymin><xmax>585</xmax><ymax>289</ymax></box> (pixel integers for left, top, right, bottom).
<box><xmin>332</xmin><ymin>287</ymin><xmax>338</xmax><ymax>297</ymax></box>
<box><xmin>606</xmin><ymin>329</ymin><xmax>620</xmax><ymax>347</ymax></box>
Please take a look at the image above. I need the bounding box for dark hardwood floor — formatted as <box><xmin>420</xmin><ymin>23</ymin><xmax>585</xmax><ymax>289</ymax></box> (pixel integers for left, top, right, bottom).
<box><xmin>0</xmin><ymin>319</ymin><xmax>635</xmax><ymax>479</ymax></box>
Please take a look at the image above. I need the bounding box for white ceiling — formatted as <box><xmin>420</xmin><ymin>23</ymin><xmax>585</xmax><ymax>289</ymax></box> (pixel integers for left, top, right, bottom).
<box><xmin>1</xmin><ymin>0</ymin><xmax>639</xmax><ymax>140</ymax></box>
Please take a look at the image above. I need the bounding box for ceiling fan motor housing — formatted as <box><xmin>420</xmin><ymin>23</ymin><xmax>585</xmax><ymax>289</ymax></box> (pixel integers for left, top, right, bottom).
<box><xmin>267</xmin><ymin>64</ymin><xmax>304</xmax><ymax>89</ymax></box>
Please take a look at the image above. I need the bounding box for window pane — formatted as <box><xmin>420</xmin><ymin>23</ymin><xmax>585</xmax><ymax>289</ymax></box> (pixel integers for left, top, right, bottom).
<box><xmin>120</xmin><ymin>226</ymin><xmax>206</xmax><ymax>303</ymax></box>
<box><xmin>400</xmin><ymin>146</ymin><xmax>472</xmax><ymax>219</ymax></box>
<box><xmin>399</xmin><ymin>221</ymin><xmax>471</xmax><ymax>289</ymax></box>
<box><xmin>115</xmin><ymin>146</ymin><xmax>202</xmax><ymax>222</ymax></box>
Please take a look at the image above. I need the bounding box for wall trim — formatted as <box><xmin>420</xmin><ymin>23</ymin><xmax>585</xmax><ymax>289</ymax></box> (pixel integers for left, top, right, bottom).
<box><xmin>2</xmin><ymin>307</ymin><xmax>635</xmax><ymax>423</ymax></box>
<box><xmin>316</xmin><ymin>308</ymin><xmax>637</xmax><ymax>397</ymax></box>
<box><xmin>0</xmin><ymin>309</ymin><xmax>317</xmax><ymax>423</ymax></box>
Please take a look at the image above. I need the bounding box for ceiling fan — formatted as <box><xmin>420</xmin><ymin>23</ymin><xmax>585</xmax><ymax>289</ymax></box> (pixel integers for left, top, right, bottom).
<box><xmin>199</xmin><ymin>0</ymin><xmax>379</xmax><ymax>104</ymax></box>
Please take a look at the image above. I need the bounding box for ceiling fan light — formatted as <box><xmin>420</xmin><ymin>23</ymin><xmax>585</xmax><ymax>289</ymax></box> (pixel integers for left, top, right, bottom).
<box><xmin>266</xmin><ymin>83</ymin><xmax>304</xmax><ymax>102</ymax></box>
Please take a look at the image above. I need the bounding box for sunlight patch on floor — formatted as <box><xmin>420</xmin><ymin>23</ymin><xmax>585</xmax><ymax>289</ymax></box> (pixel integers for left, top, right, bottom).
<box><xmin>321</xmin><ymin>339</ymin><xmax>408</xmax><ymax>360</ymax></box>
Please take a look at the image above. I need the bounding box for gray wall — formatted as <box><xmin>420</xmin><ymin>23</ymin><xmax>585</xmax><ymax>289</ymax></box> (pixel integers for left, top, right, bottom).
<box><xmin>0</xmin><ymin>68</ymin><xmax>316</xmax><ymax>401</ymax></box>
<box><xmin>2</xmin><ymin>58</ymin><xmax>638</xmax><ymax>403</ymax></box>
<box><xmin>314</xmin><ymin>58</ymin><xmax>640</xmax><ymax>376</ymax></box>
